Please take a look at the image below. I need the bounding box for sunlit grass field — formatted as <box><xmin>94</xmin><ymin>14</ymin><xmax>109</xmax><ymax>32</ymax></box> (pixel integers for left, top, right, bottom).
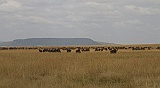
<box><xmin>0</xmin><ymin>47</ymin><xmax>160</xmax><ymax>88</ymax></box>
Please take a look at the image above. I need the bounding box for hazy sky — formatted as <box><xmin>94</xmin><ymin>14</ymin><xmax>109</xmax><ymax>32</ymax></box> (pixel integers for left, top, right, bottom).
<box><xmin>0</xmin><ymin>0</ymin><xmax>160</xmax><ymax>44</ymax></box>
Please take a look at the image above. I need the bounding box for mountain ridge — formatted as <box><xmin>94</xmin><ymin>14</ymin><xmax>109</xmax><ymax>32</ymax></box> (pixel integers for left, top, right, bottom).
<box><xmin>0</xmin><ymin>38</ymin><xmax>104</xmax><ymax>46</ymax></box>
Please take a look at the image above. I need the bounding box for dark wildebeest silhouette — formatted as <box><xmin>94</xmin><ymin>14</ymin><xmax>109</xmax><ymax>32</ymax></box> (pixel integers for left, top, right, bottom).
<box><xmin>38</xmin><ymin>48</ymin><xmax>49</xmax><ymax>52</ymax></box>
<box><xmin>95</xmin><ymin>47</ymin><xmax>103</xmax><ymax>51</ymax></box>
<box><xmin>38</xmin><ymin>48</ymin><xmax>61</xmax><ymax>53</ymax></box>
<box><xmin>67</xmin><ymin>49</ymin><xmax>72</xmax><ymax>52</ymax></box>
<box><xmin>39</xmin><ymin>49</ymin><xmax>43</xmax><ymax>52</ymax></box>
<box><xmin>76</xmin><ymin>49</ymin><xmax>81</xmax><ymax>53</ymax></box>
<box><xmin>156</xmin><ymin>46</ymin><xmax>160</xmax><ymax>49</ymax></box>
<box><xmin>52</xmin><ymin>48</ymin><xmax>61</xmax><ymax>52</ymax></box>
<box><xmin>132</xmin><ymin>47</ymin><xmax>145</xmax><ymax>50</ymax></box>
<box><xmin>109</xmin><ymin>48</ymin><xmax>118</xmax><ymax>54</ymax></box>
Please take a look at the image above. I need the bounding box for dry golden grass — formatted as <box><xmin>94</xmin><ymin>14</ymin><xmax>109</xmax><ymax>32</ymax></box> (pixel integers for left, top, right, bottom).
<box><xmin>0</xmin><ymin>47</ymin><xmax>160</xmax><ymax>88</ymax></box>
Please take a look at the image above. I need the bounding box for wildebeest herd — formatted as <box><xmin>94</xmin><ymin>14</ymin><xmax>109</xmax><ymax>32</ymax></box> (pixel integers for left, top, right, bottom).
<box><xmin>37</xmin><ymin>47</ymin><xmax>119</xmax><ymax>54</ymax></box>
<box><xmin>37</xmin><ymin>46</ymin><xmax>160</xmax><ymax>54</ymax></box>
<box><xmin>0</xmin><ymin>46</ymin><xmax>160</xmax><ymax>54</ymax></box>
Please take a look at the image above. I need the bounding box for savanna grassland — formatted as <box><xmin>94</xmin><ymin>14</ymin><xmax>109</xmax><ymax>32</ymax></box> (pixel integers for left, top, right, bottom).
<box><xmin>0</xmin><ymin>45</ymin><xmax>160</xmax><ymax>88</ymax></box>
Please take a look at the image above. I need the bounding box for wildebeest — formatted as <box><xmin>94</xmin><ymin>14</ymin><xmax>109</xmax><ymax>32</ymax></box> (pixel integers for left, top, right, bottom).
<box><xmin>132</xmin><ymin>47</ymin><xmax>145</xmax><ymax>50</ymax></box>
<box><xmin>109</xmin><ymin>48</ymin><xmax>118</xmax><ymax>54</ymax></box>
<box><xmin>38</xmin><ymin>48</ymin><xmax>49</xmax><ymax>52</ymax></box>
<box><xmin>76</xmin><ymin>49</ymin><xmax>81</xmax><ymax>53</ymax></box>
<box><xmin>38</xmin><ymin>48</ymin><xmax>61</xmax><ymax>53</ymax></box>
<box><xmin>156</xmin><ymin>46</ymin><xmax>160</xmax><ymax>49</ymax></box>
<box><xmin>52</xmin><ymin>48</ymin><xmax>61</xmax><ymax>52</ymax></box>
<box><xmin>95</xmin><ymin>47</ymin><xmax>103</xmax><ymax>51</ymax></box>
<box><xmin>38</xmin><ymin>49</ymin><xmax>43</xmax><ymax>52</ymax></box>
<box><xmin>0</xmin><ymin>47</ymin><xmax>9</xmax><ymax>50</ymax></box>
<box><xmin>67</xmin><ymin>49</ymin><xmax>72</xmax><ymax>52</ymax></box>
<box><xmin>81</xmin><ymin>48</ymin><xmax>90</xmax><ymax>52</ymax></box>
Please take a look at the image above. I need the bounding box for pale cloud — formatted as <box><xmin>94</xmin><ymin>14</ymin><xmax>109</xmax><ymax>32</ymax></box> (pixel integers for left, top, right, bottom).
<box><xmin>153</xmin><ymin>0</ymin><xmax>160</xmax><ymax>3</ymax></box>
<box><xmin>124</xmin><ymin>5</ymin><xmax>160</xmax><ymax>15</ymax></box>
<box><xmin>138</xmin><ymin>0</ymin><xmax>160</xmax><ymax>4</ymax></box>
<box><xmin>0</xmin><ymin>0</ymin><xmax>21</xmax><ymax>12</ymax></box>
<box><xmin>115</xmin><ymin>19</ymin><xmax>143</xmax><ymax>27</ymax></box>
<box><xmin>2</xmin><ymin>14</ymin><xmax>56</xmax><ymax>25</ymax></box>
<box><xmin>85</xmin><ymin>2</ymin><xmax>99</xmax><ymax>6</ymax></box>
<box><xmin>21</xmin><ymin>15</ymin><xmax>55</xmax><ymax>24</ymax></box>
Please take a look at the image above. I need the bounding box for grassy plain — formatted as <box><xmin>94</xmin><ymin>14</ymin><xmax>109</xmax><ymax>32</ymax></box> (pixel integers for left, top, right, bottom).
<box><xmin>0</xmin><ymin>46</ymin><xmax>160</xmax><ymax>88</ymax></box>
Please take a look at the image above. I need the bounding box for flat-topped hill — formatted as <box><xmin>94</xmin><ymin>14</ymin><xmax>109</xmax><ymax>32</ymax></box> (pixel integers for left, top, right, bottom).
<box><xmin>0</xmin><ymin>38</ymin><xmax>102</xmax><ymax>46</ymax></box>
